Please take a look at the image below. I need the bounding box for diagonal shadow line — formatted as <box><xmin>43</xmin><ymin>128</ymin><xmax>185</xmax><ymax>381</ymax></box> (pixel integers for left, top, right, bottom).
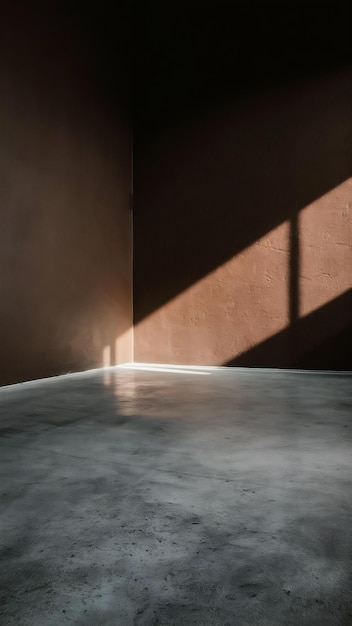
<box><xmin>133</xmin><ymin>0</ymin><xmax>351</xmax><ymax>333</ymax></box>
<box><xmin>226</xmin><ymin>289</ymin><xmax>352</xmax><ymax>370</ymax></box>
<box><xmin>133</xmin><ymin>69</ymin><xmax>352</xmax><ymax>326</ymax></box>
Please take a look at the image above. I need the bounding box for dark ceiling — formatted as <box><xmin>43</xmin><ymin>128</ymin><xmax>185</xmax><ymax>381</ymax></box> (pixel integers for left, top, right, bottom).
<box><xmin>138</xmin><ymin>1</ymin><xmax>350</xmax><ymax>131</ymax></box>
<box><xmin>30</xmin><ymin>0</ymin><xmax>351</xmax><ymax>127</ymax></box>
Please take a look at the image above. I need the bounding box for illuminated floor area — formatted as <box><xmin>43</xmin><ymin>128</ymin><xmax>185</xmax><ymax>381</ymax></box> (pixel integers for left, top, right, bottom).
<box><xmin>0</xmin><ymin>366</ymin><xmax>351</xmax><ymax>626</ymax></box>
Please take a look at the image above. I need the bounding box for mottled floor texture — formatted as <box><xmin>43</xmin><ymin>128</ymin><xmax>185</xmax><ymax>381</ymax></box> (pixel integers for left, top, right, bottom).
<box><xmin>0</xmin><ymin>364</ymin><xmax>351</xmax><ymax>626</ymax></box>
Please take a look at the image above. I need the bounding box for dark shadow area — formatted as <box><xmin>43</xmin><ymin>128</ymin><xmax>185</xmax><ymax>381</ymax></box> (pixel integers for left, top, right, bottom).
<box><xmin>134</xmin><ymin>0</ymin><xmax>350</xmax><ymax>135</ymax></box>
<box><xmin>227</xmin><ymin>289</ymin><xmax>352</xmax><ymax>369</ymax></box>
<box><xmin>42</xmin><ymin>0</ymin><xmax>132</xmax><ymax>121</ymax></box>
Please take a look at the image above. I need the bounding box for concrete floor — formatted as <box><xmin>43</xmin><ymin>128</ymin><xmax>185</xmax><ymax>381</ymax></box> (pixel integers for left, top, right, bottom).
<box><xmin>0</xmin><ymin>365</ymin><xmax>351</xmax><ymax>626</ymax></box>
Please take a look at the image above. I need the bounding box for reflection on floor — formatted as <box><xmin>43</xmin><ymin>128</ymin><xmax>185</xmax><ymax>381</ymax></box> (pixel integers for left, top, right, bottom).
<box><xmin>0</xmin><ymin>365</ymin><xmax>351</xmax><ymax>625</ymax></box>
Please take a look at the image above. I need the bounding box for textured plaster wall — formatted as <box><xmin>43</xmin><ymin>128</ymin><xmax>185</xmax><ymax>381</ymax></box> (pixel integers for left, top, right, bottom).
<box><xmin>134</xmin><ymin>72</ymin><xmax>352</xmax><ymax>368</ymax></box>
<box><xmin>0</xmin><ymin>3</ymin><xmax>132</xmax><ymax>386</ymax></box>
<box><xmin>0</xmin><ymin>2</ymin><xmax>350</xmax><ymax>381</ymax></box>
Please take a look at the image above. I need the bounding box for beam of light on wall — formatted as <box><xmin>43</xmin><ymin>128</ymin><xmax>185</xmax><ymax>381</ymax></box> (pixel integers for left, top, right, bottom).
<box><xmin>114</xmin><ymin>328</ymin><xmax>133</xmax><ymax>364</ymax></box>
<box><xmin>299</xmin><ymin>178</ymin><xmax>352</xmax><ymax>318</ymax></box>
<box><xmin>102</xmin><ymin>328</ymin><xmax>133</xmax><ymax>367</ymax></box>
<box><xmin>102</xmin><ymin>345</ymin><xmax>111</xmax><ymax>368</ymax></box>
<box><xmin>101</xmin><ymin>177</ymin><xmax>351</xmax><ymax>370</ymax></box>
<box><xmin>102</xmin><ymin>328</ymin><xmax>133</xmax><ymax>385</ymax></box>
<box><xmin>133</xmin><ymin>178</ymin><xmax>352</xmax><ymax>366</ymax></box>
<box><xmin>134</xmin><ymin>220</ymin><xmax>290</xmax><ymax>365</ymax></box>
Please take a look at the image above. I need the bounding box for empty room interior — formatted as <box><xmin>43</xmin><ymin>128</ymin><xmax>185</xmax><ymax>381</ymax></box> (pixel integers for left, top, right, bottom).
<box><xmin>0</xmin><ymin>0</ymin><xmax>351</xmax><ymax>624</ymax></box>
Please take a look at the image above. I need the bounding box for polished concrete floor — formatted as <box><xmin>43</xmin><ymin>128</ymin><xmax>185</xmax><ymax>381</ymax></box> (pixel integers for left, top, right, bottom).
<box><xmin>0</xmin><ymin>365</ymin><xmax>351</xmax><ymax>625</ymax></box>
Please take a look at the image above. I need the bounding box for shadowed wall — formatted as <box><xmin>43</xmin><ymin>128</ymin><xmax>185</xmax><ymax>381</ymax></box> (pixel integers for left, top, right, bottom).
<box><xmin>134</xmin><ymin>1</ymin><xmax>352</xmax><ymax>368</ymax></box>
<box><xmin>0</xmin><ymin>2</ymin><xmax>132</xmax><ymax>385</ymax></box>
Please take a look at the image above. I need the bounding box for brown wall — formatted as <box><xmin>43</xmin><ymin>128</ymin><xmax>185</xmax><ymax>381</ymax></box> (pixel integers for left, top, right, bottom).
<box><xmin>0</xmin><ymin>3</ymin><xmax>132</xmax><ymax>386</ymax></box>
<box><xmin>1</xmin><ymin>2</ymin><xmax>350</xmax><ymax>380</ymax></box>
<box><xmin>134</xmin><ymin>71</ymin><xmax>352</xmax><ymax>368</ymax></box>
